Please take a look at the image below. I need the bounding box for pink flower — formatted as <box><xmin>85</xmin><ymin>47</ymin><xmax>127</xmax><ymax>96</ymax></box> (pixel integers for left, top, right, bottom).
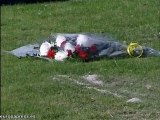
<box><xmin>60</xmin><ymin>41</ymin><xmax>67</xmax><ymax>49</ymax></box>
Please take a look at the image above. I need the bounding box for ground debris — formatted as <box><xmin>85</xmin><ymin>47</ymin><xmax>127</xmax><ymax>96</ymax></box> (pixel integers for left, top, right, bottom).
<box><xmin>126</xmin><ymin>98</ymin><xmax>142</xmax><ymax>103</ymax></box>
<box><xmin>145</xmin><ymin>84</ymin><xmax>152</xmax><ymax>90</ymax></box>
<box><xmin>83</xmin><ymin>74</ymin><xmax>103</xmax><ymax>86</ymax></box>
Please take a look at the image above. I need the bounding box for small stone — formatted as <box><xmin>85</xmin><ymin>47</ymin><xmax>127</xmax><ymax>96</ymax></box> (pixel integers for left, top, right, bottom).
<box><xmin>91</xmin><ymin>98</ymin><xmax>95</xmax><ymax>102</ymax></box>
<box><xmin>126</xmin><ymin>98</ymin><xmax>142</xmax><ymax>103</ymax></box>
<box><xmin>145</xmin><ymin>84</ymin><xmax>152</xmax><ymax>89</ymax></box>
<box><xmin>83</xmin><ymin>74</ymin><xmax>103</xmax><ymax>86</ymax></box>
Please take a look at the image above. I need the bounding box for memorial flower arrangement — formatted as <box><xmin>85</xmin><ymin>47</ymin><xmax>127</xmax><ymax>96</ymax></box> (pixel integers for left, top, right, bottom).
<box><xmin>6</xmin><ymin>33</ymin><xmax>160</xmax><ymax>61</ymax></box>
<box><xmin>39</xmin><ymin>34</ymin><xmax>100</xmax><ymax>61</ymax></box>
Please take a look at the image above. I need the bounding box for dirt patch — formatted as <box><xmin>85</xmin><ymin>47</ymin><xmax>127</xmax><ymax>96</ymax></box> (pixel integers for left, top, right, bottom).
<box><xmin>83</xmin><ymin>74</ymin><xmax>103</xmax><ymax>86</ymax></box>
<box><xmin>51</xmin><ymin>74</ymin><xmax>127</xmax><ymax>98</ymax></box>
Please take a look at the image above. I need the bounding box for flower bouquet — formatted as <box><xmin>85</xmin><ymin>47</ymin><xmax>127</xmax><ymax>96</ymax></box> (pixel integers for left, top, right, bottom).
<box><xmin>5</xmin><ymin>33</ymin><xmax>160</xmax><ymax>62</ymax></box>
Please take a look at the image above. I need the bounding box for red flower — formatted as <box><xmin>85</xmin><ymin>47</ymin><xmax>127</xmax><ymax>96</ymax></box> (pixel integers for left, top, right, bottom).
<box><xmin>78</xmin><ymin>50</ymin><xmax>89</xmax><ymax>60</ymax></box>
<box><xmin>90</xmin><ymin>44</ymin><xmax>97</xmax><ymax>53</ymax></box>
<box><xmin>47</xmin><ymin>49</ymin><xmax>56</xmax><ymax>59</ymax></box>
<box><xmin>75</xmin><ymin>45</ymin><xmax>81</xmax><ymax>52</ymax></box>
<box><xmin>75</xmin><ymin>44</ymin><xmax>90</xmax><ymax>60</ymax></box>
<box><xmin>67</xmin><ymin>50</ymin><xmax>72</xmax><ymax>56</ymax></box>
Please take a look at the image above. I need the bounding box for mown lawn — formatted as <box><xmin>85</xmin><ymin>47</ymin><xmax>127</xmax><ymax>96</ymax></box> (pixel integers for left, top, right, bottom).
<box><xmin>1</xmin><ymin>0</ymin><xmax>160</xmax><ymax>120</ymax></box>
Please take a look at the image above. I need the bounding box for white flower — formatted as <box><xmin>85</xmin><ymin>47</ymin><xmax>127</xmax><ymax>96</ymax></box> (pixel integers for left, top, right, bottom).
<box><xmin>56</xmin><ymin>35</ymin><xmax>66</xmax><ymax>47</ymax></box>
<box><xmin>76</xmin><ymin>34</ymin><xmax>93</xmax><ymax>47</ymax></box>
<box><xmin>40</xmin><ymin>41</ymin><xmax>51</xmax><ymax>56</ymax></box>
<box><xmin>64</xmin><ymin>42</ymin><xmax>75</xmax><ymax>53</ymax></box>
<box><xmin>54</xmin><ymin>51</ymin><xmax>68</xmax><ymax>61</ymax></box>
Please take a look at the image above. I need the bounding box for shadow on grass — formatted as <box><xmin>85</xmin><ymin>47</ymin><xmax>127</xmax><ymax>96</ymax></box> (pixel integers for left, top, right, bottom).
<box><xmin>1</xmin><ymin>0</ymin><xmax>69</xmax><ymax>5</ymax></box>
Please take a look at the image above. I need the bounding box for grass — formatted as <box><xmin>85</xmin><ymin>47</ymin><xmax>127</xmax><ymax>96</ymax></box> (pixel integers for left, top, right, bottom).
<box><xmin>1</xmin><ymin>0</ymin><xmax>160</xmax><ymax>119</ymax></box>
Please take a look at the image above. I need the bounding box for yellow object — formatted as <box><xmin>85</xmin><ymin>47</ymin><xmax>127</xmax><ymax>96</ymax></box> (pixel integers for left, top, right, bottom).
<box><xmin>127</xmin><ymin>42</ymin><xmax>143</xmax><ymax>57</ymax></box>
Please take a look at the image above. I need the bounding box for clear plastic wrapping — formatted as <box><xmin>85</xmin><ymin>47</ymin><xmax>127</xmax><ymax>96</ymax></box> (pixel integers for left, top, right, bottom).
<box><xmin>7</xmin><ymin>33</ymin><xmax>160</xmax><ymax>61</ymax></box>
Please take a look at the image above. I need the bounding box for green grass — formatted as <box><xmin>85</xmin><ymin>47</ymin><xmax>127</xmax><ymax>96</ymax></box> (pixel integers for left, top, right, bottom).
<box><xmin>1</xmin><ymin>0</ymin><xmax>160</xmax><ymax>120</ymax></box>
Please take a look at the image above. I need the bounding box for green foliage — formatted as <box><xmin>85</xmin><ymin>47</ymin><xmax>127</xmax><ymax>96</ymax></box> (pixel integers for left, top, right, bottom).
<box><xmin>1</xmin><ymin>0</ymin><xmax>160</xmax><ymax>120</ymax></box>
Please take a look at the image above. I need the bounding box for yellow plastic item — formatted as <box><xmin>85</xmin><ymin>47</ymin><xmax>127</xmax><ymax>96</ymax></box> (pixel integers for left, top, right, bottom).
<box><xmin>127</xmin><ymin>42</ymin><xmax>143</xmax><ymax>57</ymax></box>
